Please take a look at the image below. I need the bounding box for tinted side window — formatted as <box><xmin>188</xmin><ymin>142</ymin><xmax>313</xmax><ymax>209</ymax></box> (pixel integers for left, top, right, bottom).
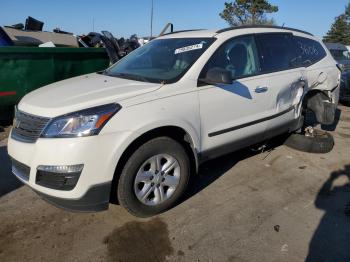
<box><xmin>200</xmin><ymin>35</ymin><xmax>260</xmax><ymax>79</ymax></box>
<box><xmin>256</xmin><ymin>33</ymin><xmax>297</xmax><ymax>72</ymax></box>
<box><xmin>294</xmin><ymin>36</ymin><xmax>327</xmax><ymax>66</ymax></box>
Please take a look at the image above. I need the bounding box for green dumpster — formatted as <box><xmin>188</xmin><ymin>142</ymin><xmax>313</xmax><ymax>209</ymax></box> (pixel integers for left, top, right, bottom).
<box><xmin>0</xmin><ymin>47</ymin><xmax>109</xmax><ymax>119</ymax></box>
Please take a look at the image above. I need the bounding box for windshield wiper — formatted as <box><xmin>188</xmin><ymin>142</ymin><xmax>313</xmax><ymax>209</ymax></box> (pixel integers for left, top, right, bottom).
<box><xmin>112</xmin><ymin>73</ymin><xmax>151</xmax><ymax>83</ymax></box>
<box><xmin>97</xmin><ymin>69</ymin><xmax>107</xmax><ymax>75</ymax></box>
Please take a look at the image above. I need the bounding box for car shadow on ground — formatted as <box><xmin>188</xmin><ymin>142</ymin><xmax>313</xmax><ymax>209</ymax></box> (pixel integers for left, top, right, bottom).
<box><xmin>0</xmin><ymin>145</ymin><xmax>22</xmax><ymax>197</ymax></box>
<box><xmin>182</xmin><ymin>134</ymin><xmax>289</xmax><ymax>203</ymax></box>
<box><xmin>306</xmin><ymin>165</ymin><xmax>350</xmax><ymax>262</ymax></box>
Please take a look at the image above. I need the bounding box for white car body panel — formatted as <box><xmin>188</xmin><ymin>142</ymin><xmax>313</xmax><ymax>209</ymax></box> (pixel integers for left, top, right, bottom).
<box><xmin>7</xmin><ymin>26</ymin><xmax>340</xmax><ymax>209</ymax></box>
<box><xmin>19</xmin><ymin>73</ymin><xmax>162</xmax><ymax>117</ymax></box>
<box><xmin>198</xmin><ymin>74</ymin><xmax>269</xmax><ymax>152</ymax></box>
<box><xmin>7</xmin><ymin>131</ymin><xmax>131</xmax><ymax>198</ymax></box>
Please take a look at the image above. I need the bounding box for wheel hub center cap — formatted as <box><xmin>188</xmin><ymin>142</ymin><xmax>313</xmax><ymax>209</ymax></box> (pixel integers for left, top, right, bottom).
<box><xmin>154</xmin><ymin>174</ymin><xmax>162</xmax><ymax>184</ymax></box>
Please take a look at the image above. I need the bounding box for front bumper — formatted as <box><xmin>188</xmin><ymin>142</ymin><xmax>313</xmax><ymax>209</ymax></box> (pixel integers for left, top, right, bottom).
<box><xmin>34</xmin><ymin>182</ymin><xmax>111</xmax><ymax>212</ymax></box>
<box><xmin>7</xmin><ymin>130</ymin><xmax>132</xmax><ymax>212</ymax></box>
<box><xmin>11</xmin><ymin>158</ymin><xmax>111</xmax><ymax>211</ymax></box>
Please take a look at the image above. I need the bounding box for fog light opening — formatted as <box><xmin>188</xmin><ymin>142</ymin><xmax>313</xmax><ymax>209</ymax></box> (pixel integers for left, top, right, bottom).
<box><xmin>36</xmin><ymin>164</ymin><xmax>84</xmax><ymax>191</ymax></box>
<box><xmin>37</xmin><ymin>164</ymin><xmax>84</xmax><ymax>173</ymax></box>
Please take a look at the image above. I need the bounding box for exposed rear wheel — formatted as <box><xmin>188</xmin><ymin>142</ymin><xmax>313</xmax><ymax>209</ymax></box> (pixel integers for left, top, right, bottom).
<box><xmin>117</xmin><ymin>137</ymin><xmax>190</xmax><ymax>217</ymax></box>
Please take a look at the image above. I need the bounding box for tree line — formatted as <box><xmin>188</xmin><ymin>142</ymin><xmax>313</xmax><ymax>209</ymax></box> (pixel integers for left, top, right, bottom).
<box><xmin>220</xmin><ymin>0</ymin><xmax>350</xmax><ymax>44</ymax></box>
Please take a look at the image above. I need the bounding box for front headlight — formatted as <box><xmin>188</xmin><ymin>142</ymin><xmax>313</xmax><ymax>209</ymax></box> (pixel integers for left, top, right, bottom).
<box><xmin>41</xmin><ymin>103</ymin><xmax>121</xmax><ymax>138</ymax></box>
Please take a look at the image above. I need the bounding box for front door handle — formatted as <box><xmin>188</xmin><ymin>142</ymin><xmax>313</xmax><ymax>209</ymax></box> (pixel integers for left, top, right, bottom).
<box><xmin>255</xmin><ymin>86</ymin><xmax>268</xmax><ymax>93</ymax></box>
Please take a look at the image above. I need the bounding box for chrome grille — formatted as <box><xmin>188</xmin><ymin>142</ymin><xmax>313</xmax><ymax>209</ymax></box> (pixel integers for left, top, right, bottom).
<box><xmin>11</xmin><ymin>110</ymin><xmax>50</xmax><ymax>143</ymax></box>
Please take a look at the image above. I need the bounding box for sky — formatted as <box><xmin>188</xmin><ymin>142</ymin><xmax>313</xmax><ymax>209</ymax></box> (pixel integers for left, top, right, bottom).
<box><xmin>1</xmin><ymin>0</ymin><xmax>349</xmax><ymax>39</ymax></box>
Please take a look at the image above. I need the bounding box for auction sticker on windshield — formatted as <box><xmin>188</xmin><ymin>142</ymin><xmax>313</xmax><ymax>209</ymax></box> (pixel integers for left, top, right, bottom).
<box><xmin>175</xmin><ymin>44</ymin><xmax>203</xmax><ymax>54</ymax></box>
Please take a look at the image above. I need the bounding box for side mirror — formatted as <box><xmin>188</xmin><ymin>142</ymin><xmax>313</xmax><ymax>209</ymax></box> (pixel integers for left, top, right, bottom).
<box><xmin>200</xmin><ymin>67</ymin><xmax>233</xmax><ymax>85</ymax></box>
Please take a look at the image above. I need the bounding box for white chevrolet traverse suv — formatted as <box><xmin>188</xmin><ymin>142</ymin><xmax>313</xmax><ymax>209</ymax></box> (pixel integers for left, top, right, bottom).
<box><xmin>8</xmin><ymin>26</ymin><xmax>340</xmax><ymax>217</ymax></box>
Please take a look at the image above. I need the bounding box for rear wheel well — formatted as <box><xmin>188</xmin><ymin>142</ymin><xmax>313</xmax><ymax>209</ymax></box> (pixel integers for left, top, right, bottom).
<box><xmin>301</xmin><ymin>90</ymin><xmax>335</xmax><ymax>126</ymax></box>
<box><xmin>110</xmin><ymin>126</ymin><xmax>197</xmax><ymax>204</ymax></box>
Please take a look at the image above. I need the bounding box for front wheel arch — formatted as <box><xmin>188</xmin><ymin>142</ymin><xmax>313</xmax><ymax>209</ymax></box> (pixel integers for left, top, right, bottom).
<box><xmin>117</xmin><ymin>136</ymin><xmax>191</xmax><ymax>217</ymax></box>
<box><xmin>109</xmin><ymin>126</ymin><xmax>198</xmax><ymax>204</ymax></box>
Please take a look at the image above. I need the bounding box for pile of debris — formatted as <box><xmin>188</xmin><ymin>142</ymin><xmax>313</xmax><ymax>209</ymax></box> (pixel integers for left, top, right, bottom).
<box><xmin>0</xmin><ymin>17</ymin><xmax>174</xmax><ymax>120</ymax></box>
<box><xmin>0</xmin><ymin>16</ymin><xmax>143</xmax><ymax>63</ymax></box>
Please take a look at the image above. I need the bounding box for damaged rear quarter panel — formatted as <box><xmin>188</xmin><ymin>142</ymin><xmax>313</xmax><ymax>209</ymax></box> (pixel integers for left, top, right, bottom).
<box><xmin>303</xmin><ymin>55</ymin><xmax>340</xmax><ymax>125</ymax></box>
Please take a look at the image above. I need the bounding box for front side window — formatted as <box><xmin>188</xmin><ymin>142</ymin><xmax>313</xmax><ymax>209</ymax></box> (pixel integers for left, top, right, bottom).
<box><xmin>200</xmin><ymin>35</ymin><xmax>261</xmax><ymax>79</ymax></box>
<box><xmin>104</xmin><ymin>38</ymin><xmax>215</xmax><ymax>84</ymax></box>
<box><xmin>256</xmin><ymin>33</ymin><xmax>298</xmax><ymax>72</ymax></box>
<box><xmin>294</xmin><ymin>36</ymin><xmax>327</xmax><ymax>66</ymax></box>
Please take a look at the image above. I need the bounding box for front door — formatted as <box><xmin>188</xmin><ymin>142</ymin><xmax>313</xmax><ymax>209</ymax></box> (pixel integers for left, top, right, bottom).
<box><xmin>198</xmin><ymin>35</ymin><xmax>273</xmax><ymax>159</ymax></box>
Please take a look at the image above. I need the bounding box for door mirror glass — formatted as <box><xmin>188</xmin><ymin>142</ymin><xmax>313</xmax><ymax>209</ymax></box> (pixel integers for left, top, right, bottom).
<box><xmin>201</xmin><ymin>67</ymin><xmax>232</xmax><ymax>85</ymax></box>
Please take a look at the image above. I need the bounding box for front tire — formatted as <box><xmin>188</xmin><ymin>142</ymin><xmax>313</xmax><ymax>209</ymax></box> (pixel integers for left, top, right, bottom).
<box><xmin>117</xmin><ymin>137</ymin><xmax>190</xmax><ymax>217</ymax></box>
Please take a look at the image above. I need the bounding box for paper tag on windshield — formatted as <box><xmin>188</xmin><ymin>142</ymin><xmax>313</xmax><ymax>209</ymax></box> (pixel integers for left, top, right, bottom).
<box><xmin>175</xmin><ymin>44</ymin><xmax>203</xmax><ymax>54</ymax></box>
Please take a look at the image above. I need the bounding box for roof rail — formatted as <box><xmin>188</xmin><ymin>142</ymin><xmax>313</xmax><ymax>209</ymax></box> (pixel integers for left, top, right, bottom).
<box><xmin>216</xmin><ymin>25</ymin><xmax>313</xmax><ymax>36</ymax></box>
<box><xmin>159</xmin><ymin>23</ymin><xmax>174</xmax><ymax>36</ymax></box>
<box><xmin>160</xmin><ymin>29</ymin><xmax>206</xmax><ymax>36</ymax></box>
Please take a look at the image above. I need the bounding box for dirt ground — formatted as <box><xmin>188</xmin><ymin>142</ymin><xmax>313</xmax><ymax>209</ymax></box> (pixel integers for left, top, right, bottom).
<box><xmin>0</xmin><ymin>126</ymin><xmax>10</xmax><ymax>142</ymax></box>
<box><xmin>1</xmin><ymin>105</ymin><xmax>350</xmax><ymax>262</ymax></box>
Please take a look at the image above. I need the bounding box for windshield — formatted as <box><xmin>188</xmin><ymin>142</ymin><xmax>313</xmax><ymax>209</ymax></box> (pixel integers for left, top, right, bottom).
<box><xmin>330</xmin><ymin>49</ymin><xmax>350</xmax><ymax>61</ymax></box>
<box><xmin>104</xmin><ymin>38</ymin><xmax>215</xmax><ymax>83</ymax></box>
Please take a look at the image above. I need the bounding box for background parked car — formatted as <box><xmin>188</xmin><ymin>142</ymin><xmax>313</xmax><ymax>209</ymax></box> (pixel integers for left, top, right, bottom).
<box><xmin>325</xmin><ymin>42</ymin><xmax>350</xmax><ymax>103</ymax></box>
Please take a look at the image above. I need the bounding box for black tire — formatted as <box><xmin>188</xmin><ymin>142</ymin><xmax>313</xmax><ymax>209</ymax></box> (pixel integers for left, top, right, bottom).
<box><xmin>117</xmin><ymin>137</ymin><xmax>190</xmax><ymax>217</ymax></box>
<box><xmin>284</xmin><ymin>129</ymin><xmax>334</xmax><ymax>154</ymax></box>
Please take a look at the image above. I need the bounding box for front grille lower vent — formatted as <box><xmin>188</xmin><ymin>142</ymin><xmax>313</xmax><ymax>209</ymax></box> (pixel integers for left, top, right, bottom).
<box><xmin>11</xmin><ymin>158</ymin><xmax>30</xmax><ymax>181</ymax></box>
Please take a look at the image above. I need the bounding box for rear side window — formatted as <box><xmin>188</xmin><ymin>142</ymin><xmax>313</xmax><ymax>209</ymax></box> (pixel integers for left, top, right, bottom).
<box><xmin>294</xmin><ymin>36</ymin><xmax>327</xmax><ymax>66</ymax></box>
<box><xmin>256</xmin><ymin>33</ymin><xmax>298</xmax><ymax>72</ymax></box>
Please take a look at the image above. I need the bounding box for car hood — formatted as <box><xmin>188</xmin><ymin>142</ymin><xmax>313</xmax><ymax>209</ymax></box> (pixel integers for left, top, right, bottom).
<box><xmin>19</xmin><ymin>73</ymin><xmax>162</xmax><ymax>117</ymax></box>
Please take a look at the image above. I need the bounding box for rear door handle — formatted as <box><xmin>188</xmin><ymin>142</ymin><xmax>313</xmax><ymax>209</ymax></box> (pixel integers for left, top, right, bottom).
<box><xmin>255</xmin><ymin>86</ymin><xmax>268</xmax><ymax>93</ymax></box>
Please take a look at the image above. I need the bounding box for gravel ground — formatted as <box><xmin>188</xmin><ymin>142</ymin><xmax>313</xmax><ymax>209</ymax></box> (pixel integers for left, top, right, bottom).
<box><xmin>0</xmin><ymin>126</ymin><xmax>11</xmax><ymax>141</ymax></box>
<box><xmin>1</xmin><ymin>105</ymin><xmax>350</xmax><ymax>262</ymax></box>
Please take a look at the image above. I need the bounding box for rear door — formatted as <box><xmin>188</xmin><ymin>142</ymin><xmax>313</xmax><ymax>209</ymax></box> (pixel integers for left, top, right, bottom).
<box><xmin>255</xmin><ymin>33</ymin><xmax>305</xmax><ymax>137</ymax></box>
